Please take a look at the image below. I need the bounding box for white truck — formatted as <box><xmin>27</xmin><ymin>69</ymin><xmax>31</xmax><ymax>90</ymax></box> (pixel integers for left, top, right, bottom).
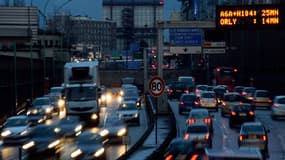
<box><xmin>63</xmin><ymin>60</ymin><xmax>100</xmax><ymax>126</ymax></box>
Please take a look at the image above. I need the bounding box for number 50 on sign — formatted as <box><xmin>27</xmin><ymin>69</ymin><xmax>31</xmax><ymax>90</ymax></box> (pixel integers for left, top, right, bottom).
<box><xmin>149</xmin><ymin>76</ymin><xmax>165</xmax><ymax>97</ymax></box>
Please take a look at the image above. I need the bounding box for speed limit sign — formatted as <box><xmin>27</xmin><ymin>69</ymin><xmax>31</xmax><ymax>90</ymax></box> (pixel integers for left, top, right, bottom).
<box><xmin>149</xmin><ymin>76</ymin><xmax>165</xmax><ymax>97</ymax></box>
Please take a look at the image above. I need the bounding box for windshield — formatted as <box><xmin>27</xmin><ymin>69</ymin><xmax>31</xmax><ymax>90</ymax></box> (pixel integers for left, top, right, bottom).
<box><xmin>224</xmin><ymin>94</ymin><xmax>242</xmax><ymax>101</ymax></box>
<box><xmin>119</xmin><ymin>103</ymin><xmax>137</xmax><ymax>110</ymax></box>
<box><xmin>201</xmin><ymin>92</ymin><xmax>216</xmax><ymax>98</ymax></box>
<box><xmin>66</xmin><ymin>86</ymin><xmax>97</xmax><ymax>101</ymax></box>
<box><xmin>6</xmin><ymin>118</ymin><xmax>28</xmax><ymax>126</ymax></box>
<box><xmin>190</xmin><ymin>111</ymin><xmax>209</xmax><ymax>118</ymax></box>
<box><xmin>218</xmin><ymin>68</ymin><xmax>234</xmax><ymax>78</ymax></box>
<box><xmin>241</xmin><ymin>125</ymin><xmax>265</xmax><ymax>134</ymax></box>
<box><xmin>34</xmin><ymin>98</ymin><xmax>50</xmax><ymax>105</ymax></box>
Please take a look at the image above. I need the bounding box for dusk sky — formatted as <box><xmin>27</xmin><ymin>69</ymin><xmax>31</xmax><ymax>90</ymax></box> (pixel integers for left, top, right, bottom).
<box><xmin>27</xmin><ymin>0</ymin><xmax>181</xmax><ymax>20</ymax></box>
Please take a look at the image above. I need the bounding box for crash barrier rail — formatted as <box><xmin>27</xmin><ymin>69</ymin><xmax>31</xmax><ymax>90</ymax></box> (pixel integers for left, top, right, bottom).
<box><xmin>117</xmin><ymin>94</ymin><xmax>155</xmax><ymax>160</ymax></box>
<box><xmin>145</xmin><ymin>101</ymin><xmax>177</xmax><ymax>160</ymax></box>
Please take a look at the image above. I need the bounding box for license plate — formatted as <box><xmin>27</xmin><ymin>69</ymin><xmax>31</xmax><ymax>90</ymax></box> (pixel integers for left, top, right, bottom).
<box><xmin>176</xmin><ymin>90</ymin><xmax>182</xmax><ymax>92</ymax></box>
<box><xmin>249</xmin><ymin>135</ymin><xmax>257</xmax><ymax>139</ymax></box>
<box><xmin>239</xmin><ymin>113</ymin><xmax>246</xmax><ymax>116</ymax></box>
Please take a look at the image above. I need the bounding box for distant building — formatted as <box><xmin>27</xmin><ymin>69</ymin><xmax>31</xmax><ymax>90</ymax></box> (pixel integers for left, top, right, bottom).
<box><xmin>48</xmin><ymin>14</ymin><xmax>116</xmax><ymax>57</ymax></box>
<box><xmin>103</xmin><ymin>0</ymin><xmax>164</xmax><ymax>50</ymax></box>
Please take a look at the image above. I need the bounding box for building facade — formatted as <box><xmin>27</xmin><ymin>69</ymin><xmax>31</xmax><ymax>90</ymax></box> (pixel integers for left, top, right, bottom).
<box><xmin>103</xmin><ymin>0</ymin><xmax>164</xmax><ymax>50</ymax></box>
<box><xmin>49</xmin><ymin>14</ymin><xmax>116</xmax><ymax>58</ymax></box>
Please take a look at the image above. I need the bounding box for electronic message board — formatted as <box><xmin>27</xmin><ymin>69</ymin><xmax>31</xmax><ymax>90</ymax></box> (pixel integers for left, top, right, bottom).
<box><xmin>216</xmin><ymin>5</ymin><xmax>285</xmax><ymax>29</ymax></box>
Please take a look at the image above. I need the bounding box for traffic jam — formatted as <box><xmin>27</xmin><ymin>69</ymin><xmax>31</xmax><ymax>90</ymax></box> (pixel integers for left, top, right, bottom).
<box><xmin>164</xmin><ymin>66</ymin><xmax>279</xmax><ymax>160</ymax></box>
<box><xmin>0</xmin><ymin>59</ymin><xmax>145</xmax><ymax>160</ymax></box>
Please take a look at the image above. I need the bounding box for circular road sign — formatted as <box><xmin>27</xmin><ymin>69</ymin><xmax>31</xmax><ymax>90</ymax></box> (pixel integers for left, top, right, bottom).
<box><xmin>149</xmin><ymin>76</ymin><xmax>165</xmax><ymax>97</ymax></box>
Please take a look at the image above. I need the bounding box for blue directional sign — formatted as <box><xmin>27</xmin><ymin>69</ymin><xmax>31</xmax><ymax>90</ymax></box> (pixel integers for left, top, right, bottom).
<box><xmin>169</xmin><ymin>28</ymin><xmax>202</xmax><ymax>46</ymax></box>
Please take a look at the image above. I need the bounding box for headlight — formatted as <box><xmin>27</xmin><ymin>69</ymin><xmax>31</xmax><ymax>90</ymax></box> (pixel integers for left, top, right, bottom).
<box><xmin>94</xmin><ymin>147</ymin><xmax>105</xmax><ymax>157</ymax></box>
<box><xmin>54</xmin><ymin>127</ymin><xmax>61</xmax><ymax>133</ymax></box>
<box><xmin>74</xmin><ymin>125</ymin><xmax>83</xmax><ymax>133</ymax></box>
<box><xmin>117</xmin><ymin>96</ymin><xmax>122</xmax><ymax>103</ymax></box>
<box><xmin>45</xmin><ymin>107</ymin><xmax>52</xmax><ymax>114</ymax></box>
<box><xmin>48</xmin><ymin>139</ymin><xmax>60</xmax><ymax>149</ymax></box>
<box><xmin>117</xmin><ymin>128</ymin><xmax>127</xmax><ymax>136</ymax></box>
<box><xmin>99</xmin><ymin>129</ymin><xmax>109</xmax><ymax>137</ymax></box>
<box><xmin>119</xmin><ymin>90</ymin><xmax>124</xmax><ymax>96</ymax></box>
<box><xmin>32</xmin><ymin>109</ymin><xmax>38</xmax><ymax>114</ymax></box>
<box><xmin>38</xmin><ymin>118</ymin><xmax>44</xmax><ymax>123</ymax></box>
<box><xmin>91</xmin><ymin>114</ymin><xmax>98</xmax><ymax>120</ymax></box>
<box><xmin>57</xmin><ymin>99</ymin><xmax>65</xmax><ymax>107</ymax></box>
<box><xmin>71</xmin><ymin>148</ymin><xmax>82</xmax><ymax>158</ymax></box>
<box><xmin>134</xmin><ymin>113</ymin><xmax>138</xmax><ymax>118</ymax></box>
<box><xmin>1</xmin><ymin>130</ymin><xmax>12</xmax><ymax>137</ymax></box>
<box><xmin>136</xmin><ymin>102</ymin><xmax>140</xmax><ymax>106</ymax></box>
<box><xmin>20</xmin><ymin>129</ymin><xmax>29</xmax><ymax>136</ymax></box>
<box><xmin>101</xmin><ymin>95</ymin><xmax>106</xmax><ymax>101</ymax></box>
<box><xmin>22</xmin><ymin>141</ymin><xmax>35</xmax><ymax>150</ymax></box>
<box><xmin>26</xmin><ymin>110</ymin><xmax>31</xmax><ymax>115</ymax></box>
<box><xmin>106</xmin><ymin>93</ymin><xmax>112</xmax><ymax>102</ymax></box>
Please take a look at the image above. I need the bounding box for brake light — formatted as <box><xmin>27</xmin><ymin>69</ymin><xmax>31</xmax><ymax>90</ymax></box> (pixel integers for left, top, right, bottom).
<box><xmin>249</xmin><ymin>111</ymin><xmax>255</xmax><ymax>116</ymax></box>
<box><xmin>239</xmin><ymin>135</ymin><xmax>244</xmax><ymax>141</ymax></box>
<box><xmin>242</xmin><ymin>91</ymin><xmax>247</xmax><ymax>96</ymax></box>
<box><xmin>234</xmin><ymin>68</ymin><xmax>238</xmax><ymax>72</ymax></box>
<box><xmin>262</xmin><ymin>135</ymin><xmax>267</xmax><ymax>141</ymax></box>
<box><xmin>184</xmin><ymin>134</ymin><xmax>190</xmax><ymax>140</ymax></box>
<box><xmin>165</xmin><ymin>154</ymin><xmax>173</xmax><ymax>160</ymax></box>
<box><xmin>187</xmin><ymin>118</ymin><xmax>195</xmax><ymax>124</ymax></box>
<box><xmin>184</xmin><ymin>89</ymin><xmax>190</xmax><ymax>94</ymax></box>
<box><xmin>253</xmin><ymin>98</ymin><xmax>257</xmax><ymax>103</ymax></box>
<box><xmin>194</xmin><ymin>101</ymin><xmax>199</xmax><ymax>106</ymax></box>
<box><xmin>179</xmin><ymin>101</ymin><xmax>184</xmax><ymax>105</ymax></box>
<box><xmin>205</xmin><ymin>133</ymin><xmax>210</xmax><ymax>140</ymax></box>
<box><xmin>274</xmin><ymin>103</ymin><xmax>279</xmax><ymax>108</ymax></box>
<box><xmin>231</xmin><ymin>111</ymin><xmax>237</xmax><ymax>116</ymax></box>
<box><xmin>190</xmin><ymin>154</ymin><xmax>199</xmax><ymax>160</ymax></box>
<box><xmin>204</xmin><ymin>118</ymin><xmax>211</xmax><ymax>124</ymax></box>
<box><xmin>213</xmin><ymin>99</ymin><xmax>217</xmax><ymax>103</ymax></box>
<box><xmin>221</xmin><ymin>101</ymin><xmax>226</xmax><ymax>106</ymax></box>
<box><xmin>167</xmin><ymin>89</ymin><xmax>173</xmax><ymax>93</ymax></box>
<box><xmin>268</xmin><ymin>99</ymin><xmax>272</xmax><ymax>103</ymax></box>
<box><xmin>216</xmin><ymin>68</ymin><xmax>220</xmax><ymax>72</ymax></box>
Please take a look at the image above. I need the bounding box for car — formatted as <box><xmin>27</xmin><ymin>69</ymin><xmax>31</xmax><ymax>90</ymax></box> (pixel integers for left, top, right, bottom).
<box><xmin>0</xmin><ymin>115</ymin><xmax>31</xmax><ymax>144</ymax></box>
<box><xmin>184</xmin><ymin>123</ymin><xmax>212</xmax><ymax>148</ymax></box>
<box><xmin>22</xmin><ymin>124</ymin><xmax>62</xmax><ymax>156</ymax></box>
<box><xmin>199</xmin><ymin>91</ymin><xmax>218</xmax><ymax>111</ymax></box>
<box><xmin>120</xmin><ymin>87</ymin><xmax>142</xmax><ymax>109</ymax></box>
<box><xmin>233</xmin><ymin>86</ymin><xmax>246</xmax><ymax>95</ymax></box>
<box><xmin>186</xmin><ymin>109</ymin><xmax>213</xmax><ymax>133</ymax></box>
<box><xmin>163</xmin><ymin>137</ymin><xmax>203</xmax><ymax>160</ymax></box>
<box><xmin>167</xmin><ymin>81</ymin><xmax>191</xmax><ymax>100</ymax></box>
<box><xmin>26</xmin><ymin>108</ymin><xmax>48</xmax><ymax>126</ymax></box>
<box><xmin>49</xmin><ymin>86</ymin><xmax>64</xmax><ymax>98</ymax></box>
<box><xmin>195</xmin><ymin>84</ymin><xmax>208</xmax><ymax>97</ymax></box>
<box><xmin>70</xmin><ymin>131</ymin><xmax>106</xmax><ymax>160</ymax></box>
<box><xmin>204</xmin><ymin>147</ymin><xmax>263</xmax><ymax>160</ymax></box>
<box><xmin>229</xmin><ymin>104</ymin><xmax>255</xmax><ymax>128</ymax></box>
<box><xmin>178</xmin><ymin>76</ymin><xmax>195</xmax><ymax>92</ymax></box>
<box><xmin>100</xmin><ymin>114</ymin><xmax>128</xmax><ymax>143</ymax></box>
<box><xmin>29</xmin><ymin>97</ymin><xmax>55</xmax><ymax>119</ymax></box>
<box><xmin>213</xmin><ymin>86</ymin><xmax>227</xmax><ymax>105</ymax></box>
<box><xmin>117</xmin><ymin>101</ymin><xmax>140</xmax><ymax>125</ymax></box>
<box><xmin>271</xmin><ymin>95</ymin><xmax>285</xmax><ymax>119</ymax></box>
<box><xmin>221</xmin><ymin>92</ymin><xmax>243</xmax><ymax>117</ymax></box>
<box><xmin>242</xmin><ymin>87</ymin><xmax>256</xmax><ymax>102</ymax></box>
<box><xmin>252</xmin><ymin>90</ymin><xmax>272</xmax><ymax>109</ymax></box>
<box><xmin>178</xmin><ymin>93</ymin><xmax>200</xmax><ymax>115</ymax></box>
<box><xmin>238</xmin><ymin>122</ymin><xmax>269</xmax><ymax>154</ymax></box>
<box><xmin>54</xmin><ymin>116</ymin><xmax>84</xmax><ymax>137</ymax></box>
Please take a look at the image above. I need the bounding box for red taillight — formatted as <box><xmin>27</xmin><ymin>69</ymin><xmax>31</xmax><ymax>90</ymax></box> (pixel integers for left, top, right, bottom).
<box><xmin>179</xmin><ymin>101</ymin><xmax>184</xmax><ymax>105</ymax></box>
<box><xmin>274</xmin><ymin>103</ymin><xmax>279</xmax><ymax>108</ymax></box>
<box><xmin>231</xmin><ymin>111</ymin><xmax>237</xmax><ymax>116</ymax></box>
<box><xmin>204</xmin><ymin>118</ymin><xmax>211</xmax><ymax>124</ymax></box>
<box><xmin>184</xmin><ymin>89</ymin><xmax>190</xmax><ymax>94</ymax></box>
<box><xmin>249</xmin><ymin>111</ymin><xmax>255</xmax><ymax>116</ymax></box>
<box><xmin>167</xmin><ymin>89</ymin><xmax>173</xmax><ymax>93</ymax></box>
<box><xmin>262</xmin><ymin>135</ymin><xmax>267</xmax><ymax>141</ymax></box>
<box><xmin>253</xmin><ymin>98</ymin><xmax>257</xmax><ymax>103</ymax></box>
<box><xmin>184</xmin><ymin>134</ymin><xmax>190</xmax><ymax>140</ymax></box>
<box><xmin>190</xmin><ymin>154</ymin><xmax>199</xmax><ymax>160</ymax></box>
<box><xmin>194</xmin><ymin>101</ymin><xmax>199</xmax><ymax>106</ymax></box>
<box><xmin>216</xmin><ymin>68</ymin><xmax>220</xmax><ymax>72</ymax></box>
<box><xmin>213</xmin><ymin>99</ymin><xmax>217</xmax><ymax>103</ymax></box>
<box><xmin>242</xmin><ymin>91</ymin><xmax>247</xmax><ymax>96</ymax></box>
<box><xmin>268</xmin><ymin>99</ymin><xmax>272</xmax><ymax>103</ymax></box>
<box><xmin>234</xmin><ymin>68</ymin><xmax>238</xmax><ymax>72</ymax></box>
<box><xmin>165</xmin><ymin>154</ymin><xmax>173</xmax><ymax>160</ymax></box>
<box><xmin>239</xmin><ymin>135</ymin><xmax>244</xmax><ymax>141</ymax></box>
<box><xmin>187</xmin><ymin>118</ymin><xmax>195</xmax><ymax>124</ymax></box>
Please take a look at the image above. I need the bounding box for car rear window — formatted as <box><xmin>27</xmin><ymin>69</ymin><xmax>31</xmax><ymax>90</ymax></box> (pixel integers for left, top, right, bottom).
<box><xmin>241</xmin><ymin>125</ymin><xmax>264</xmax><ymax>134</ymax></box>
<box><xmin>256</xmin><ymin>91</ymin><xmax>269</xmax><ymax>97</ymax></box>
<box><xmin>182</xmin><ymin>95</ymin><xmax>196</xmax><ymax>101</ymax></box>
<box><xmin>201</xmin><ymin>92</ymin><xmax>216</xmax><ymax>98</ymax></box>
<box><xmin>224</xmin><ymin>94</ymin><xmax>242</xmax><ymax>101</ymax></box>
<box><xmin>187</xmin><ymin>125</ymin><xmax>208</xmax><ymax>133</ymax></box>
<box><xmin>197</xmin><ymin>85</ymin><xmax>208</xmax><ymax>90</ymax></box>
<box><xmin>191</xmin><ymin>111</ymin><xmax>209</xmax><ymax>118</ymax></box>
<box><xmin>277</xmin><ymin>98</ymin><xmax>285</xmax><ymax>104</ymax></box>
<box><xmin>233</xmin><ymin>105</ymin><xmax>252</xmax><ymax>112</ymax></box>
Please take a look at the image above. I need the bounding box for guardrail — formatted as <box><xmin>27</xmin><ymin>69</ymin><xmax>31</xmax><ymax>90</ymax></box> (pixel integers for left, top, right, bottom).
<box><xmin>117</xmin><ymin>94</ymin><xmax>155</xmax><ymax>160</ymax></box>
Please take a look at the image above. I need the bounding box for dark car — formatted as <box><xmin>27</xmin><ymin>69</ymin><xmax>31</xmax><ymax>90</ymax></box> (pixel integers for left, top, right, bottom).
<box><xmin>163</xmin><ymin>138</ymin><xmax>203</xmax><ymax>160</ymax></box>
<box><xmin>178</xmin><ymin>93</ymin><xmax>200</xmax><ymax>115</ymax></box>
<box><xmin>238</xmin><ymin>122</ymin><xmax>269</xmax><ymax>154</ymax></box>
<box><xmin>22</xmin><ymin>124</ymin><xmax>62</xmax><ymax>157</ymax></box>
<box><xmin>54</xmin><ymin>116</ymin><xmax>84</xmax><ymax>137</ymax></box>
<box><xmin>213</xmin><ymin>86</ymin><xmax>227</xmax><ymax>105</ymax></box>
<box><xmin>70</xmin><ymin>131</ymin><xmax>106</xmax><ymax>160</ymax></box>
<box><xmin>167</xmin><ymin>81</ymin><xmax>191</xmax><ymax>100</ymax></box>
<box><xmin>234</xmin><ymin>86</ymin><xmax>246</xmax><ymax>95</ymax></box>
<box><xmin>26</xmin><ymin>108</ymin><xmax>48</xmax><ymax>126</ymax></box>
<box><xmin>229</xmin><ymin>104</ymin><xmax>255</xmax><ymax>128</ymax></box>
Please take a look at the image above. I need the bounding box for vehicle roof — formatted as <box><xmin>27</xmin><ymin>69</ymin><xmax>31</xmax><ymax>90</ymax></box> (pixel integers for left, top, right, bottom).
<box><xmin>205</xmin><ymin>148</ymin><xmax>263</xmax><ymax>159</ymax></box>
<box><xmin>241</xmin><ymin>122</ymin><xmax>263</xmax><ymax>126</ymax></box>
<box><xmin>224</xmin><ymin>92</ymin><xmax>240</xmax><ymax>96</ymax></box>
<box><xmin>7</xmin><ymin>115</ymin><xmax>28</xmax><ymax>120</ymax></box>
<box><xmin>50</xmin><ymin>86</ymin><xmax>64</xmax><ymax>89</ymax></box>
<box><xmin>190</xmin><ymin>108</ymin><xmax>208</xmax><ymax>113</ymax></box>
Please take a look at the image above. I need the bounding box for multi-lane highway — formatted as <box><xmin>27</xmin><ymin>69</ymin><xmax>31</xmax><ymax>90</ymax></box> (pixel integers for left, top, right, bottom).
<box><xmin>0</xmin><ymin>89</ymin><xmax>148</xmax><ymax>160</ymax></box>
<box><xmin>169</xmin><ymin>100</ymin><xmax>285</xmax><ymax>159</ymax></box>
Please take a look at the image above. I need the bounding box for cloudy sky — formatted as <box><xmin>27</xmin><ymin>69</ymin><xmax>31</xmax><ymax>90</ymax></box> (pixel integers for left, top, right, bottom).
<box><xmin>25</xmin><ymin>0</ymin><xmax>181</xmax><ymax>20</ymax></box>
